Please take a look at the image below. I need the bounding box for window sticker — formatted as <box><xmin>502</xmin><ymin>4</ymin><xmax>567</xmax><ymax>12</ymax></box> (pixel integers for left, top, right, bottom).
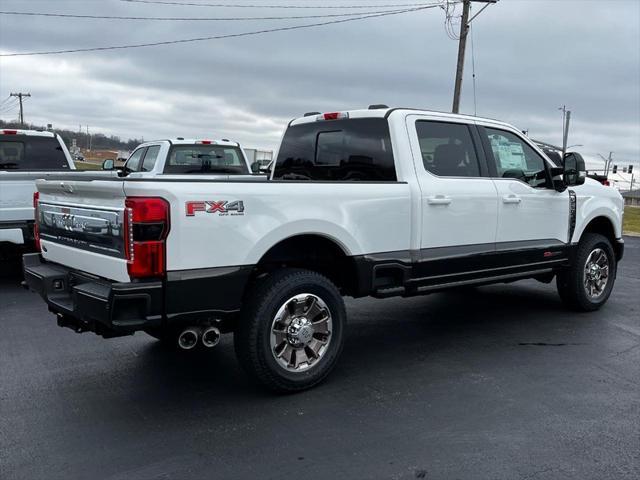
<box><xmin>490</xmin><ymin>135</ymin><xmax>526</xmax><ymax>171</ymax></box>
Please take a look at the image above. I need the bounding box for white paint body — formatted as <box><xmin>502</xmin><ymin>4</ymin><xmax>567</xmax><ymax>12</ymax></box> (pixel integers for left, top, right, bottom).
<box><xmin>35</xmin><ymin>109</ymin><xmax>624</xmax><ymax>283</ymax></box>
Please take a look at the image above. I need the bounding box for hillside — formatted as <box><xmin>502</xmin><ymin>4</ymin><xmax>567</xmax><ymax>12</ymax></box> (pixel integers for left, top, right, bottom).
<box><xmin>0</xmin><ymin>120</ymin><xmax>142</xmax><ymax>152</ymax></box>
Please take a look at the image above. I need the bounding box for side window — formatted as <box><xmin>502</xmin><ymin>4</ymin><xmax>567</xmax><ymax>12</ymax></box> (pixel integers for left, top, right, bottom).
<box><xmin>484</xmin><ymin>128</ymin><xmax>549</xmax><ymax>188</ymax></box>
<box><xmin>415</xmin><ymin>121</ymin><xmax>480</xmax><ymax>177</ymax></box>
<box><xmin>125</xmin><ymin>147</ymin><xmax>146</xmax><ymax>172</ymax></box>
<box><xmin>273</xmin><ymin>118</ymin><xmax>396</xmax><ymax>181</ymax></box>
<box><xmin>141</xmin><ymin>145</ymin><xmax>161</xmax><ymax>172</ymax></box>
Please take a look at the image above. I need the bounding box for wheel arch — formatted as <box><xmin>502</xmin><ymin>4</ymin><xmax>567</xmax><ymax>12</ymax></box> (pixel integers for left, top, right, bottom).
<box><xmin>574</xmin><ymin>214</ymin><xmax>622</xmax><ymax>260</ymax></box>
<box><xmin>252</xmin><ymin>232</ymin><xmax>361</xmax><ymax>296</ymax></box>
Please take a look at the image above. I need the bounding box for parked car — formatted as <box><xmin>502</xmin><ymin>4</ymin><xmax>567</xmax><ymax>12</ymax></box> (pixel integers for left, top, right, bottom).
<box><xmin>23</xmin><ymin>107</ymin><xmax>624</xmax><ymax>392</ymax></box>
<box><xmin>0</xmin><ymin>129</ymin><xmax>115</xmax><ymax>251</ymax></box>
<box><xmin>104</xmin><ymin>138</ymin><xmax>266</xmax><ymax>180</ymax></box>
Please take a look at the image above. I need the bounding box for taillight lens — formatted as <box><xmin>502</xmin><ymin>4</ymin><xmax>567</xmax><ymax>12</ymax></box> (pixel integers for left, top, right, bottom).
<box><xmin>33</xmin><ymin>191</ymin><xmax>41</xmax><ymax>251</ymax></box>
<box><xmin>125</xmin><ymin>197</ymin><xmax>170</xmax><ymax>279</ymax></box>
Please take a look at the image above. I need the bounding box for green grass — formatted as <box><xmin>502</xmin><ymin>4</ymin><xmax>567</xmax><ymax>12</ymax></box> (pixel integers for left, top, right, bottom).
<box><xmin>74</xmin><ymin>162</ymin><xmax>102</xmax><ymax>171</ymax></box>
<box><xmin>623</xmin><ymin>206</ymin><xmax>640</xmax><ymax>234</ymax></box>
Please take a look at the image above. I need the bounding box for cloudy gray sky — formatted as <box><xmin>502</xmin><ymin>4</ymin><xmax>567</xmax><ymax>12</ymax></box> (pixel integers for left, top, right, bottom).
<box><xmin>0</xmin><ymin>0</ymin><xmax>639</xmax><ymax>170</ymax></box>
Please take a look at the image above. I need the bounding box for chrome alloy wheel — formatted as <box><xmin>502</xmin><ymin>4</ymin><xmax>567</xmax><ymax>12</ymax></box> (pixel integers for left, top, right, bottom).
<box><xmin>583</xmin><ymin>248</ymin><xmax>610</xmax><ymax>299</ymax></box>
<box><xmin>269</xmin><ymin>293</ymin><xmax>333</xmax><ymax>372</ymax></box>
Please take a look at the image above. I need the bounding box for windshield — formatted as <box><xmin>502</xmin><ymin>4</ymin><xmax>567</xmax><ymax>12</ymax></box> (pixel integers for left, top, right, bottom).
<box><xmin>0</xmin><ymin>136</ymin><xmax>69</xmax><ymax>171</ymax></box>
<box><xmin>164</xmin><ymin>145</ymin><xmax>248</xmax><ymax>174</ymax></box>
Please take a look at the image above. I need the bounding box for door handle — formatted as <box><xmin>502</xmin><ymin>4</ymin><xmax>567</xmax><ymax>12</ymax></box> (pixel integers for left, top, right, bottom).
<box><xmin>427</xmin><ymin>195</ymin><xmax>452</xmax><ymax>205</ymax></box>
<box><xmin>502</xmin><ymin>194</ymin><xmax>522</xmax><ymax>204</ymax></box>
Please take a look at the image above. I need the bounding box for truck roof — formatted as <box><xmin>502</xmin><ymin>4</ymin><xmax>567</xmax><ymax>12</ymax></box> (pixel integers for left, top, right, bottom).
<box><xmin>289</xmin><ymin>107</ymin><xmax>513</xmax><ymax>130</ymax></box>
<box><xmin>138</xmin><ymin>138</ymin><xmax>241</xmax><ymax>148</ymax></box>
<box><xmin>1</xmin><ymin>128</ymin><xmax>57</xmax><ymax>138</ymax></box>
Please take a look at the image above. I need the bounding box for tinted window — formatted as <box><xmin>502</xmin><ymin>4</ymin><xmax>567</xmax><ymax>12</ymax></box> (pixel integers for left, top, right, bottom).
<box><xmin>164</xmin><ymin>145</ymin><xmax>248</xmax><ymax>174</ymax></box>
<box><xmin>0</xmin><ymin>136</ymin><xmax>69</xmax><ymax>170</ymax></box>
<box><xmin>273</xmin><ymin>118</ymin><xmax>396</xmax><ymax>181</ymax></box>
<box><xmin>485</xmin><ymin>128</ymin><xmax>549</xmax><ymax>188</ymax></box>
<box><xmin>141</xmin><ymin>145</ymin><xmax>161</xmax><ymax>172</ymax></box>
<box><xmin>125</xmin><ymin>147</ymin><xmax>146</xmax><ymax>172</ymax></box>
<box><xmin>415</xmin><ymin>121</ymin><xmax>480</xmax><ymax>177</ymax></box>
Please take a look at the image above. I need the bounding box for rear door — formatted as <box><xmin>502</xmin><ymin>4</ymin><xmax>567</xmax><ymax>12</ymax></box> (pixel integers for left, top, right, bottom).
<box><xmin>405</xmin><ymin>115</ymin><xmax>498</xmax><ymax>278</ymax></box>
<box><xmin>477</xmin><ymin>125</ymin><xmax>570</xmax><ymax>247</ymax></box>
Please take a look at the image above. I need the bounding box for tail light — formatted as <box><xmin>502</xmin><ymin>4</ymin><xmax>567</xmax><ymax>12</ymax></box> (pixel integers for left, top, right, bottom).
<box><xmin>603</xmin><ymin>179</ymin><xmax>610</xmax><ymax>186</ymax></box>
<box><xmin>33</xmin><ymin>191</ymin><xmax>41</xmax><ymax>251</ymax></box>
<box><xmin>125</xmin><ymin>197</ymin><xmax>170</xmax><ymax>279</ymax></box>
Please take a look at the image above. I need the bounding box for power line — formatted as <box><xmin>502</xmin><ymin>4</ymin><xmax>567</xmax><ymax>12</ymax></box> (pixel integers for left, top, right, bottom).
<box><xmin>0</xmin><ymin>5</ymin><xmax>438</xmax><ymax>57</ymax></box>
<box><xmin>120</xmin><ymin>0</ymin><xmax>443</xmax><ymax>8</ymax></box>
<box><xmin>0</xmin><ymin>96</ymin><xmax>15</xmax><ymax>107</ymax></box>
<box><xmin>0</xmin><ymin>98</ymin><xmax>20</xmax><ymax>112</ymax></box>
<box><xmin>0</xmin><ymin>8</ymin><xmax>427</xmax><ymax>21</ymax></box>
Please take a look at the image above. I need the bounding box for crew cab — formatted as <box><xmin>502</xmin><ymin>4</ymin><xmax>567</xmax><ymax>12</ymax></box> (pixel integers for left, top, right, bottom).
<box><xmin>0</xmin><ymin>129</ymin><xmax>115</xmax><ymax>250</ymax></box>
<box><xmin>23</xmin><ymin>107</ymin><xmax>625</xmax><ymax>392</ymax></box>
<box><xmin>103</xmin><ymin>138</ymin><xmax>263</xmax><ymax>180</ymax></box>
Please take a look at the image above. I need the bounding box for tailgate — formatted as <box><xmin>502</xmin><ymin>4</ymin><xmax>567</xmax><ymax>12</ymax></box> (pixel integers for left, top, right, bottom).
<box><xmin>36</xmin><ymin>179</ymin><xmax>130</xmax><ymax>282</ymax></box>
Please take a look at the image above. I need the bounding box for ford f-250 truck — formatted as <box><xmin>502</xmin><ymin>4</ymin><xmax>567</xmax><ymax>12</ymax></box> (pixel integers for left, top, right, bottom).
<box><xmin>23</xmin><ymin>107</ymin><xmax>625</xmax><ymax>392</ymax></box>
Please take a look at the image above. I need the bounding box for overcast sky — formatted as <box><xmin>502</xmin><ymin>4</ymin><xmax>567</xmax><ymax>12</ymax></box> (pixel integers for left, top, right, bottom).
<box><xmin>0</xmin><ymin>0</ymin><xmax>638</xmax><ymax>170</ymax></box>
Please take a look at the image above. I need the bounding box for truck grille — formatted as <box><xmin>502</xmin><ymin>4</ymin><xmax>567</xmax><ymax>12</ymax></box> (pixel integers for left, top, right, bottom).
<box><xmin>38</xmin><ymin>203</ymin><xmax>127</xmax><ymax>258</ymax></box>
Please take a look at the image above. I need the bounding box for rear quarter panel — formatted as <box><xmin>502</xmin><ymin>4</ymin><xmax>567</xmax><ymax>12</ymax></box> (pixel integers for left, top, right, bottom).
<box><xmin>123</xmin><ymin>180</ymin><xmax>413</xmax><ymax>271</ymax></box>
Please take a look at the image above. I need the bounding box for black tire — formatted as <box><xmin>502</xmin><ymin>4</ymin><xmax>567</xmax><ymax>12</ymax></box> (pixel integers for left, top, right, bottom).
<box><xmin>234</xmin><ymin>268</ymin><xmax>346</xmax><ymax>393</ymax></box>
<box><xmin>556</xmin><ymin>233</ymin><xmax>617</xmax><ymax>311</ymax></box>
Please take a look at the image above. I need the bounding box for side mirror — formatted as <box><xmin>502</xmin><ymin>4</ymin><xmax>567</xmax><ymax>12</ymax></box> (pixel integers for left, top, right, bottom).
<box><xmin>563</xmin><ymin>152</ymin><xmax>586</xmax><ymax>187</ymax></box>
<box><xmin>250</xmin><ymin>161</ymin><xmax>261</xmax><ymax>174</ymax></box>
<box><xmin>102</xmin><ymin>159</ymin><xmax>115</xmax><ymax>170</ymax></box>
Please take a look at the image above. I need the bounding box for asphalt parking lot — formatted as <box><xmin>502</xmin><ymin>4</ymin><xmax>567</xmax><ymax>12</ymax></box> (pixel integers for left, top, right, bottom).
<box><xmin>1</xmin><ymin>238</ymin><xmax>639</xmax><ymax>480</ymax></box>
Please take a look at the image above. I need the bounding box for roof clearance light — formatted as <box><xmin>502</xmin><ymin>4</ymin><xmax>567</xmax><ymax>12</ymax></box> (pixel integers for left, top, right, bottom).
<box><xmin>317</xmin><ymin>112</ymin><xmax>349</xmax><ymax>121</ymax></box>
<box><xmin>2</xmin><ymin>130</ymin><xmax>17</xmax><ymax>135</ymax></box>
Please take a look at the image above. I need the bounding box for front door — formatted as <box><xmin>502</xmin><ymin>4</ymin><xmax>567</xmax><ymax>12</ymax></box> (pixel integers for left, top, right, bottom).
<box><xmin>478</xmin><ymin>126</ymin><xmax>570</xmax><ymax>249</ymax></box>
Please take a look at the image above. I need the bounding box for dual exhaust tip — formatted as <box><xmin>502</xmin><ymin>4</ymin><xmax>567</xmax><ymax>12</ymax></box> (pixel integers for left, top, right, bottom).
<box><xmin>178</xmin><ymin>326</ymin><xmax>220</xmax><ymax>350</ymax></box>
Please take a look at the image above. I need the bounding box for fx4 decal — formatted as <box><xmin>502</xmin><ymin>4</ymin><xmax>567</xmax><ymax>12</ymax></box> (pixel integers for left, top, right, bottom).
<box><xmin>185</xmin><ymin>201</ymin><xmax>245</xmax><ymax>217</ymax></box>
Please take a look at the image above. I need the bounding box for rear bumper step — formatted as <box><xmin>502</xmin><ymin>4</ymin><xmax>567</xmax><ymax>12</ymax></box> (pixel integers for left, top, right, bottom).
<box><xmin>23</xmin><ymin>253</ymin><xmax>163</xmax><ymax>338</ymax></box>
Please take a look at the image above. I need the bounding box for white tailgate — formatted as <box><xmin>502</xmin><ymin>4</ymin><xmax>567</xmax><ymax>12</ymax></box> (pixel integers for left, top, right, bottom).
<box><xmin>37</xmin><ymin>179</ymin><xmax>130</xmax><ymax>282</ymax></box>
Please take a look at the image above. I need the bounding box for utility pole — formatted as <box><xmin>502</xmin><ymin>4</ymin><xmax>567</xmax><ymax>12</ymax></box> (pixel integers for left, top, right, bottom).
<box><xmin>562</xmin><ymin>109</ymin><xmax>571</xmax><ymax>157</ymax></box>
<box><xmin>598</xmin><ymin>152</ymin><xmax>614</xmax><ymax>176</ymax></box>
<box><xmin>451</xmin><ymin>0</ymin><xmax>497</xmax><ymax>114</ymax></box>
<box><xmin>10</xmin><ymin>92</ymin><xmax>31</xmax><ymax>127</ymax></box>
<box><xmin>86</xmin><ymin>125</ymin><xmax>91</xmax><ymax>151</ymax></box>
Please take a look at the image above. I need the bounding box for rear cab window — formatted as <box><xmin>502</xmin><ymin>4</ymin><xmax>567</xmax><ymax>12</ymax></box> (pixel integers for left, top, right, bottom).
<box><xmin>0</xmin><ymin>135</ymin><xmax>69</xmax><ymax>170</ymax></box>
<box><xmin>141</xmin><ymin>145</ymin><xmax>161</xmax><ymax>172</ymax></box>
<box><xmin>164</xmin><ymin>145</ymin><xmax>248</xmax><ymax>174</ymax></box>
<box><xmin>273</xmin><ymin>118</ymin><xmax>396</xmax><ymax>181</ymax></box>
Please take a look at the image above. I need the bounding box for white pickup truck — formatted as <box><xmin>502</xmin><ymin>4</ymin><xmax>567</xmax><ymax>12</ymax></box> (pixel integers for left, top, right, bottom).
<box><xmin>0</xmin><ymin>129</ymin><xmax>103</xmax><ymax>251</ymax></box>
<box><xmin>104</xmin><ymin>137</ymin><xmax>263</xmax><ymax>179</ymax></box>
<box><xmin>23</xmin><ymin>107</ymin><xmax>625</xmax><ymax>392</ymax></box>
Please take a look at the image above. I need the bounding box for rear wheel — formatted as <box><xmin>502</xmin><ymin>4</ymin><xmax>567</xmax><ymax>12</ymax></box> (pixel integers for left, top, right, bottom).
<box><xmin>556</xmin><ymin>233</ymin><xmax>616</xmax><ymax>311</ymax></box>
<box><xmin>234</xmin><ymin>268</ymin><xmax>346</xmax><ymax>392</ymax></box>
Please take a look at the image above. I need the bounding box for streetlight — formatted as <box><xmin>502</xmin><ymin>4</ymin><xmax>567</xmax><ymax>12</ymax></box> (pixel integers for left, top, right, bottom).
<box><xmin>566</xmin><ymin>144</ymin><xmax>583</xmax><ymax>149</ymax></box>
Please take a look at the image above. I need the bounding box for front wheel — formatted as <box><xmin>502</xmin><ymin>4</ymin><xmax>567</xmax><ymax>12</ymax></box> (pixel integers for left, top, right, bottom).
<box><xmin>234</xmin><ymin>269</ymin><xmax>346</xmax><ymax>392</ymax></box>
<box><xmin>556</xmin><ymin>233</ymin><xmax>617</xmax><ymax>311</ymax></box>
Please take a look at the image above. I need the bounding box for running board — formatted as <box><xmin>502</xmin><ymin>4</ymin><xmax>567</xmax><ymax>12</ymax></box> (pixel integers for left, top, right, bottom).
<box><xmin>372</xmin><ymin>268</ymin><xmax>555</xmax><ymax>299</ymax></box>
